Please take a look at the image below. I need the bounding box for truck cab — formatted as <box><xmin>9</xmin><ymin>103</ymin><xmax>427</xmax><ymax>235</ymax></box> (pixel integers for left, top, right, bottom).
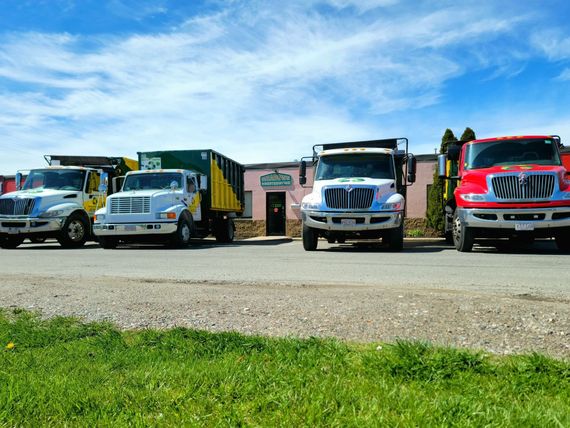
<box><xmin>0</xmin><ymin>166</ymin><xmax>105</xmax><ymax>248</ymax></box>
<box><xmin>438</xmin><ymin>135</ymin><xmax>570</xmax><ymax>252</ymax></box>
<box><xmin>93</xmin><ymin>169</ymin><xmax>203</xmax><ymax>248</ymax></box>
<box><xmin>298</xmin><ymin>138</ymin><xmax>416</xmax><ymax>251</ymax></box>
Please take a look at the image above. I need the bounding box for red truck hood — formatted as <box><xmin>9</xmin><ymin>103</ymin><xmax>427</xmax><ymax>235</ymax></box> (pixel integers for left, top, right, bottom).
<box><xmin>457</xmin><ymin>164</ymin><xmax>569</xmax><ymax>208</ymax></box>
<box><xmin>462</xmin><ymin>165</ymin><xmax>566</xmax><ymax>190</ymax></box>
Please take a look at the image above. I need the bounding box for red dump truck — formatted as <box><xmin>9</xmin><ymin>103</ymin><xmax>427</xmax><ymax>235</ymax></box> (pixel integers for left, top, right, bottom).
<box><xmin>438</xmin><ymin>135</ymin><xmax>570</xmax><ymax>252</ymax></box>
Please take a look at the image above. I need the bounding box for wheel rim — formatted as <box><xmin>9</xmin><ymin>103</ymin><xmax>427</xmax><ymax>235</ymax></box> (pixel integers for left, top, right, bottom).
<box><xmin>67</xmin><ymin>220</ymin><xmax>85</xmax><ymax>242</ymax></box>
<box><xmin>181</xmin><ymin>223</ymin><xmax>191</xmax><ymax>243</ymax></box>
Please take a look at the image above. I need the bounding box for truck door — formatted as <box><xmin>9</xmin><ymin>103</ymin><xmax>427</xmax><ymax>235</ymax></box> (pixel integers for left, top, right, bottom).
<box><xmin>266</xmin><ymin>192</ymin><xmax>286</xmax><ymax>236</ymax></box>
<box><xmin>83</xmin><ymin>171</ymin><xmax>102</xmax><ymax>216</ymax></box>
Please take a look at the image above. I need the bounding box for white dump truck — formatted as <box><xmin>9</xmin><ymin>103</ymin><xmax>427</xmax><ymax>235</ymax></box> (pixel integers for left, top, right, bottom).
<box><xmin>93</xmin><ymin>149</ymin><xmax>244</xmax><ymax>248</ymax></box>
<box><xmin>0</xmin><ymin>155</ymin><xmax>136</xmax><ymax>249</ymax></box>
<box><xmin>298</xmin><ymin>138</ymin><xmax>416</xmax><ymax>251</ymax></box>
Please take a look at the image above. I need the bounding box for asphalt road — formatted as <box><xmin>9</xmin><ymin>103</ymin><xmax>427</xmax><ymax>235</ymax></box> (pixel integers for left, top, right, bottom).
<box><xmin>0</xmin><ymin>238</ymin><xmax>568</xmax><ymax>357</ymax></box>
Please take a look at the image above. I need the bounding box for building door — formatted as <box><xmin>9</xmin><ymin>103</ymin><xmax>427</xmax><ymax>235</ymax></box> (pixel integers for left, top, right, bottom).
<box><xmin>266</xmin><ymin>192</ymin><xmax>286</xmax><ymax>236</ymax></box>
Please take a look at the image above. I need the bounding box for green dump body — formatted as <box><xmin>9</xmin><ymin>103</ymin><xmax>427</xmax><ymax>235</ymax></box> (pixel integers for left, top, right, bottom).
<box><xmin>138</xmin><ymin>150</ymin><xmax>244</xmax><ymax>214</ymax></box>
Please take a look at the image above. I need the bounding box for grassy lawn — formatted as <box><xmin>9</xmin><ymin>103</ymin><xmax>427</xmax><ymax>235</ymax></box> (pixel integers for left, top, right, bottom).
<box><xmin>1</xmin><ymin>309</ymin><xmax>569</xmax><ymax>427</ymax></box>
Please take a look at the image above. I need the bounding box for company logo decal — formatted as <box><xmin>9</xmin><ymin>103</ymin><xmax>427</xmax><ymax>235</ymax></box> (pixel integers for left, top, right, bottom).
<box><xmin>337</xmin><ymin>178</ymin><xmax>365</xmax><ymax>183</ymax></box>
<box><xmin>500</xmin><ymin>165</ymin><xmax>533</xmax><ymax>171</ymax></box>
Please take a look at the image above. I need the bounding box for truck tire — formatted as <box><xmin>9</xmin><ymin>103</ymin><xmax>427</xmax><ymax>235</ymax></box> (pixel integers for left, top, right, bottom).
<box><xmin>302</xmin><ymin>225</ymin><xmax>318</xmax><ymax>251</ymax></box>
<box><xmin>171</xmin><ymin>215</ymin><xmax>193</xmax><ymax>248</ymax></box>
<box><xmin>386</xmin><ymin>223</ymin><xmax>404</xmax><ymax>251</ymax></box>
<box><xmin>215</xmin><ymin>218</ymin><xmax>235</xmax><ymax>243</ymax></box>
<box><xmin>0</xmin><ymin>236</ymin><xmax>24</xmax><ymax>249</ymax></box>
<box><xmin>452</xmin><ymin>212</ymin><xmax>474</xmax><ymax>252</ymax></box>
<box><xmin>555</xmin><ymin>228</ymin><xmax>570</xmax><ymax>252</ymax></box>
<box><xmin>98</xmin><ymin>236</ymin><xmax>118</xmax><ymax>249</ymax></box>
<box><xmin>57</xmin><ymin>213</ymin><xmax>88</xmax><ymax>248</ymax></box>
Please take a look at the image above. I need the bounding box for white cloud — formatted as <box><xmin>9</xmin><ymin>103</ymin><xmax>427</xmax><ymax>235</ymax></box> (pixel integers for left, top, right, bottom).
<box><xmin>0</xmin><ymin>0</ymin><xmax>563</xmax><ymax>174</ymax></box>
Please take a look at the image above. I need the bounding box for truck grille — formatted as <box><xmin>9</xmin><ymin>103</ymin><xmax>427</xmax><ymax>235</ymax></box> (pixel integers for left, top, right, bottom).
<box><xmin>0</xmin><ymin>198</ymin><xmax>36</xmax><ymax>216</ymax></box>
<box><xmin>324</xmin><ymin>187</ymin><xmax>374</xmax><ymax>209</ymax></box>
<box><xmin>109</xmin><ymin>197</ymin><xmax>151</xmax><ymax>214</ymax></box>
<box><xmin>491</xmin><ymin>173</ymin><xmax>555</xmax><ymax>200</ymax></box>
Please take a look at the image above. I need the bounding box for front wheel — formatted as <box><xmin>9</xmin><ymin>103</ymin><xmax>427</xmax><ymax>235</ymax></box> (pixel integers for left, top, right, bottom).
<box><xmin>171</xmin><ymin>216</ymin><xmax>193</xmax><ymax>248</ymax></box>
<box><xmin>386</xmin><ymin>222</ymin><xmax>404</xmax><ymax>251</ymax></box>
<box><xmin>452</xmin><ymin>212</ymin><xmax>474</xmax><ymax>252</ymax></box>
<box><xmin>57</xmin><ymin>213</ymin><xmax>88</xmax><ymax>248</ymax></box>
<box><xmin>302</xmin><ymin>225</ymin><xmax>318</xmax><ymax>251</ymax></box>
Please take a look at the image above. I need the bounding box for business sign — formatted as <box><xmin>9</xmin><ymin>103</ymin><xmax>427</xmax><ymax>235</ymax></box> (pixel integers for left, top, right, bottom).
<box><xmin>260</xmin><ymin>172</ymin><xmax>293</xmax><ymax>187</ymax></box>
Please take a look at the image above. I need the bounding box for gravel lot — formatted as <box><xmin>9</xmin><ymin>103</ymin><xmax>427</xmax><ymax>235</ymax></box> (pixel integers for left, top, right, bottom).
<box><xmin>0</xmin><ymin>239</ymin><xmax>569</xmax><ymax>359</ymax></box>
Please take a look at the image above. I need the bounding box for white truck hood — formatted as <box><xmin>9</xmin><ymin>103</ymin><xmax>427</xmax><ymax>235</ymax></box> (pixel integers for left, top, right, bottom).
<box><xmin>0</xmin><ymin>189</ymin><xmax>82</xmax><ymax>214</ymax></box>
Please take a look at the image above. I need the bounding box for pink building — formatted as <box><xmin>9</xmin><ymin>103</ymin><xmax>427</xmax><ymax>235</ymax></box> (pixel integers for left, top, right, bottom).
<box><xmin>239</xmin><ymin>155</ymin><xmax>437</xmax><ymax>237</ymax></box>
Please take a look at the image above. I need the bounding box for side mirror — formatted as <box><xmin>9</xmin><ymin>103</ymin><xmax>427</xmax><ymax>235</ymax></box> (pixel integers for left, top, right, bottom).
<box><xmin>406</xmin><ymin>155</ymin><xmax>417</xmax><ymax>183</ymax></box>
<box><xmin>112</xmin><ymin>176</ymin><xmax>124</xmax><ymax>193</ymax></box>
<box><xmin>447</xmin><ymin>144</ymin><xmax>461</xmax><ymax>162</ymax></box>
<box><xmin>15</xmin><ymin>172</ymin><xmax>23</xmax><ymax>191</ymax></box>
<box><xmin>299</xmin><ymin>161</ymin><xmax>307</xmax><ymax>185</ymax></box>
<box><xmin>199</xmin><ymin>175</ymin><xmax>208</xmax><ymax>191</ymax></box>
<box><xmin>438</xmin><ymin>154</ymin><xmax>447</xmax><ymax>178</ymax></box>
<box><xmin>98</xmin><ymin>172</ymin><xmax>109</xmax><ymax>193</ymax></box>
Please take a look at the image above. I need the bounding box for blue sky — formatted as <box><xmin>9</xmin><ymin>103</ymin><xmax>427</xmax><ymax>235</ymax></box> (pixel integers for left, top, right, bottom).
<box><xmin>1</xmin><ymin>0</ymin><xmax>570</xmax><ymax>174</ymax></box>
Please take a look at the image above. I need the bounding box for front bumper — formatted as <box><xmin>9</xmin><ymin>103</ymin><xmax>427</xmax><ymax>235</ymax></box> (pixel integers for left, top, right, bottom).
<box><xmin>301</xmin><ymin>210</ymin><xmax>403</xmax><ymax>231</ymax></box>
<box><xmin>457</xmin><ymin>207</ymin><xmax>570</xmax><ymax>229</ymax></box>
<box><xmin>93</xmin><ymin>222</ymin><xmax>177</xmax><ymax>236</ymax></box>
<box><xmin>0</xmin><ymin>217</ymin><xmax>65</xmax><ymax>236</ymax></box>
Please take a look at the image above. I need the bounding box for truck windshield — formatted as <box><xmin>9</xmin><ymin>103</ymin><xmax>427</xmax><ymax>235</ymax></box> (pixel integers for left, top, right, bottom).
<box><xmin>123</xmin><ymin>173</ymin><xmax>183</xmax><ymax>191</ymax></box>
<box><xmin>22</xmin><ymin>169</ymin><xmax>86</xmax><ymax>191</ymax></box>
<box><xmin>465</xmin><ymin>138</ymin><xmax>561</xmax><ymax>170</ymax></box>
<box><xmin>315</xmin><ymin>154</ymin><xmax>394</xmax><ymax>180</ymax></box>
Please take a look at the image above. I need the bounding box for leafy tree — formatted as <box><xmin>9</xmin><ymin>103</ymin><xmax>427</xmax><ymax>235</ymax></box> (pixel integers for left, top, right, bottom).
<box><xmin>426</xmin><ymin>129</ymin><xmax>457</xmax><ymax>232</ymax></box>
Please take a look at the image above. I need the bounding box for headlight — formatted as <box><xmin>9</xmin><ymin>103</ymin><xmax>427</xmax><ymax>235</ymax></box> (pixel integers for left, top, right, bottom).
<box><xmin>460</xmin><ymin>193</ymin><xmax>488</xmax><ymax>202</ymax></box>
<box><xmin>94</xmin><ymin>214</ymin><xmax>105</xmax><ymax>222</ymax></box>
<box><xmin>380</xmin><ymin>202</ymin><xmax>402</xmax><ymax>211</ymax></box>
<box><xmin>301</xmin><ymin>202</ymin><xmax>321</xmax><ymax>211</ymax></box>
<box><xmin>39</xmin><ymin>209</ymin><xmax>64</xmax><ymax>218</ymax></box>
<box><xmin>156</xmin><ymin>212</ymin><xmax>177</xmax><ymax>219</ymax></box>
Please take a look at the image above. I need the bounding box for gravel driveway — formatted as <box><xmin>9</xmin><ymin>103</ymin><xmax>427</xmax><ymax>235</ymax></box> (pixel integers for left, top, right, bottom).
<box><xmin>0</xmin><ymin>239</ymin><xmax>568</xmax><ymax>359</ymax></box>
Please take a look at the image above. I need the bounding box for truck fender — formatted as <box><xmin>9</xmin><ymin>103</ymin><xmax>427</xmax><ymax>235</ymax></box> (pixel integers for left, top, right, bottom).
<box><xmin>40</xmin><ymin>201</ymin><xmax>85</xmax><ymax>217</ymax></box>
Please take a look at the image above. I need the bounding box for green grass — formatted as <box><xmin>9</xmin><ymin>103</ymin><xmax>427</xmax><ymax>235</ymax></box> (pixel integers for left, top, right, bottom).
<box><xmin>1</xmin><ymin>309</ymin><xmax>569</xmax><ymax>427</ymax></box>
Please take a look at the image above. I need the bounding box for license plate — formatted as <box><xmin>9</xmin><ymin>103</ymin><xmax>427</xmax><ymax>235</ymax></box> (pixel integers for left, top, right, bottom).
<box><xmin>124</xmin><ymin>225</ymin><xmax>136</xmax><ymax>232</ymax></box>
<box><xmin>8</xmin><ymin>228</ymin><xmax>18</xmax><ymax>235</ymax></box>
<box><xmin>515</xmin><ymin>222</ymin><xmax>534</xmax><ymax>231</ymax></box>
<box><xmin>341</xmin><ymin>219</ymin><xmax>356</xmax><ymax>226</ymax></box>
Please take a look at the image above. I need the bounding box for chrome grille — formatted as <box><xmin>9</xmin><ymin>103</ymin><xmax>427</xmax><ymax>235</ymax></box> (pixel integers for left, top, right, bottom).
<box><xmin>324</xmin><ymin>187</ymin><xmax>374</xmax><ymax>209</ymax></box>
<box><xmin>0</xmin><ymin>198</ymin><xmax>36</xmax><ymax>215</ymax></box>
<box><xmin>109</xmin><ymin>196</ymin><xmax>151</xmax><ymax>214</ymax></box>
<box><xmin>491</xmin><ymin>174</ymin><xmax>555</xmax><ymax>200</ymax></box>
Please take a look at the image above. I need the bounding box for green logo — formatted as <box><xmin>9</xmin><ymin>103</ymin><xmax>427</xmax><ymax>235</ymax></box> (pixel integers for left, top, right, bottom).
<box><xmin>337</xmin><ymin>178</ymin><xmax>365</xmax><ymax>183</ymax></box>
<box><xmin>501</xmin><ymin>165</ymin><xmax>534</xmax><ymax>171</ymax></box>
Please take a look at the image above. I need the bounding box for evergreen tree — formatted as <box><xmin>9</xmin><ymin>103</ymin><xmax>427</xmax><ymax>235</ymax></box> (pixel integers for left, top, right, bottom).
<box><xmin>426</xmin><ymin>129</ymin><xmax>457</xmax><ymax>232</ymax></box>
<box><xmin>460</xmin><ymin>127</ymin><xmax>476</xmax><ymax>142</ymax></box>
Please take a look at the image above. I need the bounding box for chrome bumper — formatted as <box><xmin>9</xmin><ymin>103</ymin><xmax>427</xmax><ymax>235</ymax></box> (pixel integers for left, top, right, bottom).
<box><xmin>93</xmin><ymin>222</ymin><xmax>177</xmax><ymax>236</ymax></box>
<box><xmin>0</xmin><ymin>217</ymin><xmax>64</xmax><ymax>235</ymax></box>
<box><xmin>301</xmin><ymin>210</ymin><xmax>403</xmax><ymax>231</ymax></box>
<box><xmin>457</xmin><ymin>207</ymin><xmax>570</xmax><ymax>229</ymax></box>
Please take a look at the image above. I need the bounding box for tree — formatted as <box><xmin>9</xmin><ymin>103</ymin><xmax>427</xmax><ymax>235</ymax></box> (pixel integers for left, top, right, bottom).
<box><xmin>460</xmin><ymin>127</ymin><xmax>476</xmax><ymax>142</ymax></box>
<box><xmin>426</xmin><ymin>129</ymin><xmax>457</xmax><ymax>233</ymax></box>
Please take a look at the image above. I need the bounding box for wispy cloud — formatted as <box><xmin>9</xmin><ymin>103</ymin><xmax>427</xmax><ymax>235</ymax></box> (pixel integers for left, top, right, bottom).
<box><xmin>0</xmin><ymin>1</ymin><xmax>568</xmax><ymax>173</ymax></box>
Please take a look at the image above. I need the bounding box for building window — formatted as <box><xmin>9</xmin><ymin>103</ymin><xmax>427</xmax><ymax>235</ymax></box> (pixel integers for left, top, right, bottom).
<box><xmin>243</xmin><ymin>191</ymin><xmax>253</xmax><ymax>218</ymax></box>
